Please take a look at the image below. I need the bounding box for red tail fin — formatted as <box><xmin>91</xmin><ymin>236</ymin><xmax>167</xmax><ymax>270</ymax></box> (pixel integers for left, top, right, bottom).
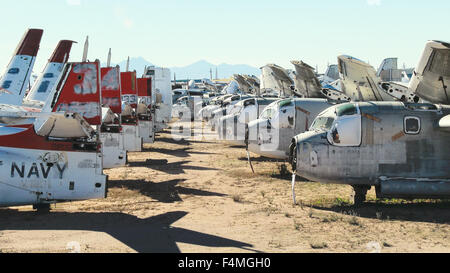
<box><xmin>51</xmin><ymin>61</ymin><xmax>102</xmax><ymax>125</ymax></box>
<box><xmin>101</xmin><ymin>66</ymin><xmax>122</xmax><ymax>114</ymax></box>
<box><xmin>49</xmin><ymin>40</ymin><xmax>75</xmax><ymax>63</ymax></box>
<box><xmin>13</xmin><ymin>28</ymin><xmax>43</xmax><ymax>57</ymax></box>
<box><xmin>120</xmin><ymin>71</ymin><xmax>137</xmax><ymax>108</ymax></box>
<box><xmin>137</xmin><ymin>77</ymin><xmax>152</xmax><ymax>107</ymax></box>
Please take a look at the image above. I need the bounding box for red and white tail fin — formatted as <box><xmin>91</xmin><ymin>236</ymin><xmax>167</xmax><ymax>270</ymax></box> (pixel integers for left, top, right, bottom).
<box><xmin>101</xmin><ymin>66</ymin><xmax>122</xmax><ymax>114</ymax></box>
<box><xmin>137</xmin><ymin>77</ymin><xmax>152</xmax><ymax>107</ymax></box>
<box><xmin>24</xmin><ymin>40</ymin><xmax>75</xmax><ymax>104</ymax></box>
<box><xmin>42</xmin><ymin>61</ymin><xmax>102</xmax><ymax>125</ymax></box>
<box><xmin>120</xmin><ymin>71</ymin><xmax>138</xmax><ymax>109</ymax></box>
<box><xmin>0</xmin><ymin>29</ymin><xmax>43</xmax><ymax>106</ymax></box>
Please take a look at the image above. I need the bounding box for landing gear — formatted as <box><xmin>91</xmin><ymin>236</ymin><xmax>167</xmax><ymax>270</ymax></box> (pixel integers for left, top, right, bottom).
<box><xmin>289</xmin><ymin>142</ymin><xmax>297</xmax><ymax>172</ymax></box>
<box><xmin>33</xmin><ymin>203</ymin><xmax>51</xmax><ymax>213</ymax></box>
<box><xmin>352</xmin><ymin>185</ymin><xmax>371</xmax><ymax>206</ymax></box>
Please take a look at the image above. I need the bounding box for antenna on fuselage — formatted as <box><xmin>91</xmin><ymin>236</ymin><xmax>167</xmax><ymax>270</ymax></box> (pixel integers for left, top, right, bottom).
<box><xmin>126</xmin><ymin>56</ymin><xmax>130</xmax><ymax>72</ymax></box>
<box><xmin>107</xmin><ymin>48</ymin><xmax>111</xmax><ymax>67</ymax></box>
<box><xmin>82</xmin><ymin>36</ymin><xmax>89</xmax><ymax>62</ymax></box>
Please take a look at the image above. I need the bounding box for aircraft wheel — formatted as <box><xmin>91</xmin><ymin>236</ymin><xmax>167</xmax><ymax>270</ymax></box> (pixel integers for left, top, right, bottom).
<box><xmin>352</xmin><ymin>185</ymin><xmax>370</xmax><ymax>206</ymax></box>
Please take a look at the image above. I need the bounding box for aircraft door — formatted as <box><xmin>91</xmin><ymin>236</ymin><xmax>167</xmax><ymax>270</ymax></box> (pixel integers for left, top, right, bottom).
<box><xmin>272</xmin><ymin>100</ymin><xmax>295</xmax><ymax>155</ymax></box>
<box><xmin>240</xmin><ymin>99</ymin><xmax>257</xmax><ymax>124</ymax></box>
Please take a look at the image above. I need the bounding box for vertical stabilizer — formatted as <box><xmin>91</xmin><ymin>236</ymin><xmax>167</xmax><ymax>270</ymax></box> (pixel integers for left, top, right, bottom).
<box><xmin>120</xmin><ymin>71</ymin><xmax>138</xmax><ymax>109</ymax></box>
<box><xmin>25</xmin><ymin>40</ymin><xmax>75</xmax><ymax>103</ymax></box>
<box><xmin>43</xmin><ymin>61</ymin><xmax>102</xmax><ymax>125</ymax></box>
<box><xmin>0</xmin><ymin>28</ymin><xmax>43</xmax><ymax>106</ymax></box>
<box><xmin>101</xmin><ymin>66</ymin><xmax>122</xmax><ymax>114</ymax></box>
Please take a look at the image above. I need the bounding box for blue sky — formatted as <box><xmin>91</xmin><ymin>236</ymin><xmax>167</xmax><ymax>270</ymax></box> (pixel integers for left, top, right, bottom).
<box><xmin>0</xmin><ymin>0</ymin><xmax>449</xmax><ymax>74</ymax></box>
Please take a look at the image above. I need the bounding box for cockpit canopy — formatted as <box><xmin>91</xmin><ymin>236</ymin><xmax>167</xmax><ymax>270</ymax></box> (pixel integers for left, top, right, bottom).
<box><xmin>311</xmin><ymin>103</ymin><xmax>362</xmax><ymax>147</ymax></box>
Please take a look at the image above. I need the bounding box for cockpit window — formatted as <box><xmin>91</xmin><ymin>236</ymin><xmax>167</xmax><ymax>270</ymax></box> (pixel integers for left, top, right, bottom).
<box><xmin>260</xmin><ymin>107</ymin><xmax>275</xmax><ymax>120</ymax></box>
<box><xmin>310</xmin><ymin>117</ymin><xmax>335</xmax><ymax>131</ymax></box>
<box><xmin>404</xmin><ymin>116</ymin><xmax>421</xmax><ymax>134</ymax></box>
<box><xmin>336</xmin><ymin>103</ymin><xmax>357</xmax><ymax>117</ymax></box>
<box><xmin>427</xmin><ymin>49</ymin><xmax>450</xmax><ymax>77</ymax></box>
<box><xmin>229</xmin><ymin>105</ymin><xmax>243</xmax><ymax>115</ymax></box>
<box><xmin>244</xmin><ymin>99</ymin><xmax>255</xmax><ymax>107</ymax></box>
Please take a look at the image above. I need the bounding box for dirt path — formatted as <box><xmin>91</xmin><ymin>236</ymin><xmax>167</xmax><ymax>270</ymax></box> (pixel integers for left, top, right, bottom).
<box><xmin>0</xmin><ymin>122</ymin><xmax>449</xmax><ymax>253</ymax></box>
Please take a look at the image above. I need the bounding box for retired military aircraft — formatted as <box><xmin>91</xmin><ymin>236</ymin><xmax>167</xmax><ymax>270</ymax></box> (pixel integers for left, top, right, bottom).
<box><xmin>0</xmin><ymin>55</ymin><xmax>107</xmax><ymax>211</ymax></box>
<box><xmin>245</xmin><ymin>61</ymin><xmax>335</xmax><ymax>162</ymax></box>
<box><xmin>120</xmin><ymin>71</ymin><xmax>143</xmax><ymax>152</ymax></box>
<box><xmin>137</xmin><ymin>76</ymin><xmax>155</xmax><ymax>143</ymax></box>
<box><xmin>100</xmin><ymin>62</ymin><xmax>127</xmax><ymax>169</ymax></box>
<box><xmin>290</xmin><ymin>40</ymin><xmax>450</xmax><ymax>205</ymax></box>
<box><xmin>217</xmin><ymin>97</ymin><xmax>279</xmax><ymax>145</ymax></box>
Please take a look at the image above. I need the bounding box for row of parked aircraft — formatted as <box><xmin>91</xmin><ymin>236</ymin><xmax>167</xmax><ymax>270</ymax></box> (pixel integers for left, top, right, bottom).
<box><xmin>193</xmin><ymin>40</ymin><xmax>450</xmax><ymax>205</ymax></box>
<box><xmin>1</xmin><ymin>28</ymin><xmax>448</xmax><ymax>211</ymax></box>
<box><xmin>0</xmin><ymin>28</ymin><xmax>172</xmax><ymax>211</ymax></box>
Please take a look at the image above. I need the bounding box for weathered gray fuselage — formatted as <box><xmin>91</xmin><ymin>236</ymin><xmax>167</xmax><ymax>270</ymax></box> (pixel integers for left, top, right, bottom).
<box><xmin>293</xmin><ymin>102</ymin><xmax>450</xmax><ymax>196</ymax></box>
<box><xmin>247</xmin><ymin>98</ymin><xmax>337</xmax><ymax>159</ymax></box>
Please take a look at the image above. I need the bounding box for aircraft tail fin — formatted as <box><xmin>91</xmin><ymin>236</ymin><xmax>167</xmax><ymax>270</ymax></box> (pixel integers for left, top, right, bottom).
<box><xmin>120</xmin><ymin>71</ymin><xmax>138</xmax><ymax>109</ymax></box>
<box><xmin>42</xmin><ymin>61</ymin><xmax>102</xmax><ymax>125</ymax></box>
<box><xmin>0</xmin><ymin>29</ymin><xmax>43</xmax><ymax>106</ymax></box>
<box><xmin>24</xmin><ymin>40</ymin><xmax>75</xmax><ymax>104</ymax></box>
<box><xmin>101</xmin><ymin>66</ymin><xmax>122</xmax><ymax>114</ymax></box>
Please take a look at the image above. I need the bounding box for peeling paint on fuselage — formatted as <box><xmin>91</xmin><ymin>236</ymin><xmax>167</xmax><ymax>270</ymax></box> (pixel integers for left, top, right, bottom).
<box><xmin>294</xmin><ymin>102</ymin><xmax>450</xmax><ymax>185</ymax></box>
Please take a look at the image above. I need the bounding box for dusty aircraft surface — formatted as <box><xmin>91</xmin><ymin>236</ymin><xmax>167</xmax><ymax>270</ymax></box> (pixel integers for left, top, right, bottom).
<box><xmin>290</xmin><ymin>40</ymin><xmax>450</xmax><ymax>205</ymax></box>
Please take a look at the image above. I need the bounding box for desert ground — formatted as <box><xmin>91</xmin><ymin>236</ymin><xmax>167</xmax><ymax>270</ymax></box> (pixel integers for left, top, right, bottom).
<box><xmin>0</xmin><ymin>121</ymin><xmax>449</xmax><ymax>253</ymax></box>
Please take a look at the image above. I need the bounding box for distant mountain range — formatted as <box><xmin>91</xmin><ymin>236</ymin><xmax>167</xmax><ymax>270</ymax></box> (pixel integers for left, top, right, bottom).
<box><xmin>105</xmin><ymin>57</ymin><xmax>261</xmax><ymax>80</ymax></box>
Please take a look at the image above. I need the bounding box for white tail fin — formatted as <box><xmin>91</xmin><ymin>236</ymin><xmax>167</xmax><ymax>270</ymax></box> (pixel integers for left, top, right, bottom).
<box><xmin>0</xmin><ymin>29</ymin><xmax>43</xmax><ymax>106</ymax></box>
<box><xmin>24</xmin><ymin>40</ymin><xmax>75</xmax><ymax>104</ymax></box>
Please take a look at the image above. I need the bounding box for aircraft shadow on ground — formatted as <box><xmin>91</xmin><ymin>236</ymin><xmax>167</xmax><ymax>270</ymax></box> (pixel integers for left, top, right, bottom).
<box><xmin>142</xmin><ymin>147</ymin><xmax>216</xmax><ymax>158</ymax></box>
<box><xmin>109</xmin><ymin>179</ymin><xmax>227</xmax><ymax>203</ymax></box>
<box><xmin>127</xmin><ymin>159</ymin><xmax>217</xmax><ymax>175</ymax></box>
<box><xmin>0</xmin><ymin>210</ymin><xmax>255</xmax><ymax>253</ymax></box>
<box><xmin>312</xmin><ymin>201</ymin><xmax>450</xmax><ymax>224</ymax></box>
<box><xmin>156</xmin><ymin>137</ymin><xmax>216</xmax><ymax>146</ymax></box>
<box><xmin>238</xmin><ymin>156</ymin><xmax>286</xmax><ymax>163</ymax></box>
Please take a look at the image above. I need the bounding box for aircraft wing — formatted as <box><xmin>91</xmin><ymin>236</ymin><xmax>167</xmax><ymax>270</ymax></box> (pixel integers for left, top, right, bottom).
<box><xmin>232</xmin><ymin>74</ymin><xmax>251</xmax><ymax>94</ymax></box>
<box><xmin>266</xmin><ymin>64</ymin><xmax>294</xmax><ymax>85</ymax></box>
<box><xmin>408</xmin><ymin>40</ymin><xmax>450</xmax><ymax>105</ymax></box>
<box><xmin>260</xmin><ymin>64</ymin><xmax>294</xmax><ymax>96</ymax></box>
<box><xmin>290</xmin><ymin>60</ymin><xmax>324</xmax><ymax>98</ymax></box>
<box><xmin>338</xmin><ymin>55</ymin><xmax>392</xmax><ymax>102</ymax></box>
